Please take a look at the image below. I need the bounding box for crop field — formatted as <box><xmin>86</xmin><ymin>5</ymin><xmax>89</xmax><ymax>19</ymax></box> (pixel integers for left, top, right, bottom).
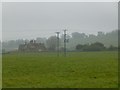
<box><xmin>2</xmin><ymin>51</ymin><xmax>118</xmax><ymax>88</ymax></box>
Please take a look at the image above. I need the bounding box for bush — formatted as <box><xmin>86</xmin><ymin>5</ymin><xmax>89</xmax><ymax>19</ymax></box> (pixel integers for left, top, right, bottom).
<box><xmin>76</xmin><ymin>42</ymin><xmax>106</xmax><ymax>51</ymax></box>
<box><xmin>107</xmin><ymin>45</ymin><xmax>118</xmax><ymax>51</ymax></box>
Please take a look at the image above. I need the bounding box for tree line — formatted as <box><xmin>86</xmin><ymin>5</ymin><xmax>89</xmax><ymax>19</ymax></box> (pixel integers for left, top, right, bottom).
<box><xmin>76</xmin><ymin>42</ymin><xmax>118</xmax><ymax>51</ymax></box>
<box><xmin>1</xmin><ymin>30</ymin><xmax>119</xmax><ymax>52</ymax></box>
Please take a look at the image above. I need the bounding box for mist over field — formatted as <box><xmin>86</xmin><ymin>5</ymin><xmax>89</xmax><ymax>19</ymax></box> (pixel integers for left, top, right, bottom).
<box><xmin>1</xmin><ymin>2</ymin><xmax>118</xmax><ymax>52</ymax></box>
<box><xmin>1</xmin><ymin>2</ymin><xmax>119</xmax><ymax>88</ymax></box>
<box><xmin>2</xmin><ymin>2</ymin><xmax>117</xmax><ymax>40</ymax></box>
<box><xmin>1</xmin><ymin>30</ymin><xmax>119</xmax><ymax>52</ymax></box>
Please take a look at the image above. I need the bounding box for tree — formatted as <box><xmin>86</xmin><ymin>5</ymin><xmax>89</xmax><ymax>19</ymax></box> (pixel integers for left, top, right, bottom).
<box><xmin>72</xmin><ymin>32</ymin><xmax>87</xmax><ymax>39</ymax></box>
<box><xmin>76</xmin><ymin>42</ymin><xmax>105</xmax><ymax>51</ymax></box>
<box><xmin>76</xmin><ymin>44</ymin><xmax>89</xmax><ymax>51</ymax></box>
<box><xmin>97</xmin><ymin>31</ymin><xmax>104</xmax><ymax>37</ymax></box>
<box><xmin>36</xmin><ymin>37</ymin><xmax>46</xmax><ymax>43</ymax></box>
<box><xmin>2</xmin><ymin>49</ymin><xmax>6</xmax><ymax>53</ymax></box>
<box><xmin>46</xmin><ymin>36</ymin><xmax>57</xmax><ymax>51</ymax></box>
<box><xmin>76</xmin><ymin>44</ymin><xmax>84</xmax><ymax>51</ymax></box>
<box><xmin>108</xmin><ymin>45</ymin><xmax>118</xmax><ymax>51</ymax></box>
<box><xmin>88</xmin><ymin>42</ymin><xmax>105</xmax><ymax>51</ymax></box>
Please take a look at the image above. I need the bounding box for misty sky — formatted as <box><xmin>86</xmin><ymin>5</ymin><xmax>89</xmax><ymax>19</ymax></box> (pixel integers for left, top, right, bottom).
<box><xmin>2</xmin><ymin>2</ymin><xmax>118</xmax><ymax>41</ymax></box>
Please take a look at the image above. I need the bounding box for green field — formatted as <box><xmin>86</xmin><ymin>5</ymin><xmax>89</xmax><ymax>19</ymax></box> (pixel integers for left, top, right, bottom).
<box><xmin>2</xmin><ymin>51</ymin><xmax>118</xmax><ymax>88</ymax></box>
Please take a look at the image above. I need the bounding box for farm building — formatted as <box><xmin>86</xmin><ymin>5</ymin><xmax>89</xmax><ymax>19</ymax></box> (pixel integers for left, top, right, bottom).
<box><xmin>18</xmin><ymin>40</ymin><xmax>46</xmax><ymax>52</ymax></box>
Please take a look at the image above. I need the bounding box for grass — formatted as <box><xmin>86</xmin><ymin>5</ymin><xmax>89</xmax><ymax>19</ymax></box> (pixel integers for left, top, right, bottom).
<box><xmin>0</xmin><ymin>54</ymin><xmax>2</xmax><ymax>89</ymax></box>
<box><xmin>2</xmin><ymin>51</ymin><xmax>118</xmax><ymax>88</ymax></box>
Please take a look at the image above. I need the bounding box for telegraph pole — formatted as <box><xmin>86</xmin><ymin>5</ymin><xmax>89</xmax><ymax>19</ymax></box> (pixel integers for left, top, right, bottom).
<box><xmin>63</xmin><ymin>29</ymin><xmax>67</xmax><ymax>57</ymax></box>
<box><xmin>55</xmin><ymin>32</ymin><xmax>60</xmax><ymax>57</ymax></box>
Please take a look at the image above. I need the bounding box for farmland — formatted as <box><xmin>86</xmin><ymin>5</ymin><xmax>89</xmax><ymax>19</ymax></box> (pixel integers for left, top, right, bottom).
<box><xmin>2</xmin><ymin>51</ymin><xmax>118</xmax><ymax>88</ymax></box>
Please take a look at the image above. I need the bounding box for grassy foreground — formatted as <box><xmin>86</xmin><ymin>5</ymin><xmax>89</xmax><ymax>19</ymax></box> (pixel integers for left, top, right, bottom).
<box><xmin>0</xmin><ymin>54</ymin><xmax>2</xmax><ymax>89</ymax></box>
<box><xmin>2</xmin><ymin>51</ymin><xmax>118</xmax><ymax>88</ymax></box>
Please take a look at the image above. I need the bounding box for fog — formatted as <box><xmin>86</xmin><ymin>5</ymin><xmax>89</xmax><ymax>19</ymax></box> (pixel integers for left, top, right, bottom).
<box><xmin>2</xmin><ymin>2</ymin><xmax>118</xmax><ymax>41</ymax></box>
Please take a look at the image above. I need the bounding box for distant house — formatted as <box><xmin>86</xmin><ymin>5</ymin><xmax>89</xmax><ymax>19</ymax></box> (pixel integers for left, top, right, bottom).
<box><xmin>18</xmin><ymin>40</ymin><xmax>46</xmax><ymax>52</ymax></box>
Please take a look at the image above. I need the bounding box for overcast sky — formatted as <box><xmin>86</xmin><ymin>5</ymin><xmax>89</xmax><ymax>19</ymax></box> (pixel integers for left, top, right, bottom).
<box><xmin>2</xmin><ymin>2</ymin><xmax>118</xmax><ymax>41</ymax></box>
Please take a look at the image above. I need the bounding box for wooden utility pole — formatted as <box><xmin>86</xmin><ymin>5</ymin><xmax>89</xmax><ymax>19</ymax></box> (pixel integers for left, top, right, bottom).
<box><xmin>55</xmin><ymin>32</ymin><xmax>60</xmax><ymax>57</ymax></box>
<box><xmin>64</xmin><ymin>29</ymin><xmax>67</xmax><ymax>57</ymax></box>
